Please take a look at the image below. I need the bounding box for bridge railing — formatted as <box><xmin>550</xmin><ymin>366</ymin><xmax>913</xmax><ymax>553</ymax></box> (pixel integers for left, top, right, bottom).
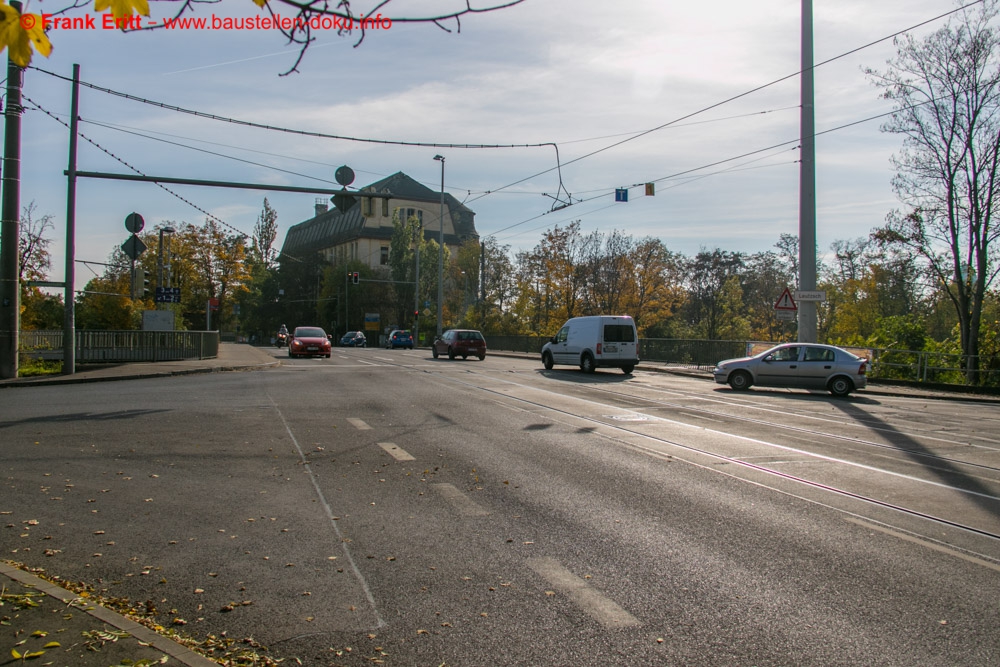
<box><xmin>19</xmin><ymin>330</ymin><xmax>220</xmax><ymax>363</ymax></box>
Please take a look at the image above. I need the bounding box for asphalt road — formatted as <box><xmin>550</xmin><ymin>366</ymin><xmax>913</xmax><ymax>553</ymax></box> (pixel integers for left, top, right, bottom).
<box><xmin>2</xmin><ymin>348</ymin><xmax>998</xmax><ymax>666</ymax></box>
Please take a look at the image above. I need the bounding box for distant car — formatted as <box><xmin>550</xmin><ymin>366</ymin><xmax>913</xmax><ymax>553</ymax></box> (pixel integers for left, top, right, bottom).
<box><xmin>385</xmin><ymin>330</ymin><xmax>414</xmax><ymax>349</ymax></box>
<box><xmin>432</xmin><ymin>329</ymin><xmax>486</xmax><ymax>360</ymax></box>
<box><xmin>288</xmin><ymin>326</ymin><xmax>332</xmax><ymax>359</ymax></box>
<box><xmin>340</xmin><ymin>331</ymin><xmax>366</xmax><ymax>347</ymax></box>
<box><xmin>713</xmin><ymin>343</ymin><xmax>869</xmax><ymax>397</ymax></box>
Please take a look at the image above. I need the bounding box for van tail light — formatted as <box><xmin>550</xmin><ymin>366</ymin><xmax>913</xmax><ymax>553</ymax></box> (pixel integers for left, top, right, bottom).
<box><xmin>859</xmin><ymin>361</ymin><xmax>868</xmax><ymax>376</ymax></box>
<box><xmin>596</xmin><ymin>343</ymin><xmax>602</xmax><ymax>355</ymax></box>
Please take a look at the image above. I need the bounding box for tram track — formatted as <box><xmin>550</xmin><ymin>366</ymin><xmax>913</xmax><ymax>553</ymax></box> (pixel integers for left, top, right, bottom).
<box><xmin>414</xmin><ymin>361</ymin><xmax>1000</xmax><ymax>549</ymax></box>
<box><xmin>576</xmin><ymin>382</ymin><xmax>1000</xmax><ymax>474</ymax></box>
<box><xmin>320</xmin><ymin>353</ymin><xmax>1000</xmax><ymax>547</ymax></box>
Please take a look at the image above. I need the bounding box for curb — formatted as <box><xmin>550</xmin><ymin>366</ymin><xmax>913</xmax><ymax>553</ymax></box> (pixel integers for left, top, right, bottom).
<box><xmin>0</xmin><ymin>561</ymin><xmax>218</xmax><ymax>667</ymax></box>
<box><xmin>0</xmin><ymin>361</ymin><xmax>281</xmax><ymax>388</ymax></box>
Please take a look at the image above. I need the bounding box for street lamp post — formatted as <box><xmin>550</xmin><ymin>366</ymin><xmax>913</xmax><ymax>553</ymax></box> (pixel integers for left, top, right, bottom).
<box><xmin>433</xmin><ymin>154</ymin><xmax>445</xmax><ymax>337</ymax></box>
<box><xmin>413</xmin><ymin>231</ymin><xmax>420</xmax><ymax>344</ymax></box>
<box><xmin>461</xmin><ymin>270</ymin><xmax>467</xmax><ymax>316</ymax></box>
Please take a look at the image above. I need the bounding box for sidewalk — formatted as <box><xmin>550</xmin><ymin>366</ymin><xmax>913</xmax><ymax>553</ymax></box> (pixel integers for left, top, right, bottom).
<box><xmin>1</xmin><ymin>343</ymin><xmax>281</xmax><ymax>666</ymax></box>
<box><xmin>0</xmin><ymin>342</ymin><xmax>280</xmax><ymax>388</ymax></box>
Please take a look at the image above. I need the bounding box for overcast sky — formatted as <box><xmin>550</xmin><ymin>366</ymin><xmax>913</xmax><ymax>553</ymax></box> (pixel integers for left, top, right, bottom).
<box><xmin>12</xmin><ymin>0</ymin><xmax>964</xmax><ymax>291</ymax></box>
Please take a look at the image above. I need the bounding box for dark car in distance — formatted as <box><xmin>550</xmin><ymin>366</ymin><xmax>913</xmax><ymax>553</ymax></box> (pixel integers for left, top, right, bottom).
<box><xmin>288</xmin><ymin>326</ymin><xmax>332</xmax><ymax>359</ymax></box>
<box><xmin>340</xmin><ymin>331</ymin><xmax>366</xmax><ymax>347</ymax></box>
<box><xmin>432</xmin><ymin>329</ymin><xmax>487</xmax><ymax>360</ymax></box>
<box><xmin>385</xmin><ymin>330</ymin><xmax>414</xmax><ymax>349</ymax></box>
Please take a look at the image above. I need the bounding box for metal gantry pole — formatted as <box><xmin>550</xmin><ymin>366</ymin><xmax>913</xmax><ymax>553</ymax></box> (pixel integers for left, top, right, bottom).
<box><xmin>63</xmin><ymin>64</ymin><xmax>80</xmax><ymax>375</ymax></box>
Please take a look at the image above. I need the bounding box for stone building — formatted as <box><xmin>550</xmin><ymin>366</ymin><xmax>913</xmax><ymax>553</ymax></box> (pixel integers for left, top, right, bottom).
<box><xmin>279</xmin><ymin>171</ymin><xmax>478</xmax><ymax>266</ymax></box>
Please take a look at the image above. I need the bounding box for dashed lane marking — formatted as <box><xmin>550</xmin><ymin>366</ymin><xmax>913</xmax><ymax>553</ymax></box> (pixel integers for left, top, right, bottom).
<box><xmin>378</xmin><ymin>442</ymin><xmax>415</xmax><ymax>461</ymax></box>
<box><xmin>527</xmin><ymin>557</ymin><xmax>641</xmax><ymax>629</ymax></box>
<box><xmin>347</xmin><ymin>418</ymin><xmax>372</xmax><ymax>430</ymax></box>
<box><xmin>431</xmin><ymin>483</ymin><xmax>489</xmax><ymax>516</ymax></box>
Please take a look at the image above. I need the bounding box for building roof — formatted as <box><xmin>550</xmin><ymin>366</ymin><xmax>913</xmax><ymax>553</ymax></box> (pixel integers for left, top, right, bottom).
<box><xmin>280</xmin><ymin>171</ymin><xmax>478</xmax><ymax>260</ymax></box>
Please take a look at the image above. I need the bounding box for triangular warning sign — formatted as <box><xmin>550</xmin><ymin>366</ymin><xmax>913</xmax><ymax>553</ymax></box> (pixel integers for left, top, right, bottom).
<box><xmin>774</xmin><ymin>287</ymin><xmax>797</xmax><ymax>311</ymax></box>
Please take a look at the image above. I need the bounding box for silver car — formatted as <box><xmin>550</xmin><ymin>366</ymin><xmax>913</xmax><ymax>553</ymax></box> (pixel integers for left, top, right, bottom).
<box><xmin>713</xmin><ymin>343</ymin><xmax>869</xmax><ymax>396</ymax></box>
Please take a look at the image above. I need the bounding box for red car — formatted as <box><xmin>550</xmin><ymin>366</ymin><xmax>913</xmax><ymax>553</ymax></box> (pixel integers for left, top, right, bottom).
<box><xmin>288</xmin><ymin>326</ymin><xmax>332</xmax><ymax>358</ymax></box>
<box><xmin>432</xmin><ymin>329</ymin><xmax>487</xmax><ymax>360</ymax></box>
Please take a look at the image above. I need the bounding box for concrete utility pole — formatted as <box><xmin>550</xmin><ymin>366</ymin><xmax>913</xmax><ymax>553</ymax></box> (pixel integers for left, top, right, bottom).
<box><xmin>798</xmin><ymin>0</ymin><xmax>818</xmax><ymax>343</ymax></box>
<box><xmin>0</xmin><ymin>3</ymin><xmax>24</xmax><ymax>380</ymax></box>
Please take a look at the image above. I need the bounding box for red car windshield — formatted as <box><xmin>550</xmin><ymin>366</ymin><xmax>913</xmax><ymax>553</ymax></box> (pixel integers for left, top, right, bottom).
<box><xmin>295</xmin><ymin>328</ymin><xmax>326</xmax><ymax>338</ymax></box>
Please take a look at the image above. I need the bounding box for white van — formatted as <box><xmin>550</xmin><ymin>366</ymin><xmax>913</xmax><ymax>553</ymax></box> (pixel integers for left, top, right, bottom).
<box><xmin>540</xmin><ymin>315</ymin><xmax>639</xmax><ymax>374</ymax></box>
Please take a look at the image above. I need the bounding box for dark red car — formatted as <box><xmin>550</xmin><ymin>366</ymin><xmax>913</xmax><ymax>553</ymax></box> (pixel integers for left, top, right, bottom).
<box><xmin>288</xmin><ymin>326</ymin><xmax>332</xmax><ymax>358</ymax></box>
<box><xmin>432</xmin><ymin>329</ymin><xmax>487</xmax><ymax>360</ymax></box>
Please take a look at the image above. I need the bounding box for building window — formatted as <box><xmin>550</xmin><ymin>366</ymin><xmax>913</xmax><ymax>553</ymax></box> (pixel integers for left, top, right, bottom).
<box><xmin>382</xmin><ymin>198</ymin><xmax>389</xmax><ymax>216</ymax></box>
<box><xmin>380</xmin><ymin>246</ymin><xmax>389</xmax><ymax>265</ymax></box>
<box><xmin>362</xmin><ymin>197</ymin><xmax>372</xmax><ymax>216</ymax></box>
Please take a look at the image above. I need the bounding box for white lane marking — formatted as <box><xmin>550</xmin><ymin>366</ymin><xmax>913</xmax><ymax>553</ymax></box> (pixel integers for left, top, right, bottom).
<box><xmin>431</xmin><ymin>483</ymin><xmax>489</xmax><ymax>516</ymax></box>
<box><xmin>347</xmin><ymin>418</ymin><xmax>371</xmax><ymax>430</ymax></box>
<box><xmin>844</xmin><ymin>518</ymin><xmax>1000</xmax><ymax>573</ymax></box>
<box><xmin>378</xmin><ymin>442</ymin><xmax>415</xmax><ymax>461</ymax></box>
<box><xmin>527</xmin><ymin>557</ymin><xmax>640</xmax><ymax>629</ymax></box>
<box><xmin>465</xmin><ymin>373</ymin><xmax>1000</xmax><ymax>503</ymax></box>
<box><xmin>266</xmin><ymin>394</ymin><xmax>384</xmax><ymax>628</ymax></box>
<box><xmin>677</xmin><ymin>411</ymin><xmax>724</xmax><ymax>423</ymax></box>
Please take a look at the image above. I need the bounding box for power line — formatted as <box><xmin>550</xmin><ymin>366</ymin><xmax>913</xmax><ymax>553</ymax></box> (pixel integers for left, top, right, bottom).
<box><xmin>23</xmin><ymin>94</ymin><xmax>250</xmax><ymax>242</ymax></box>
<box><xmin>466</xmin><ymin>0</ymin><xmax>983</xmax><ymax>207</ymax></box>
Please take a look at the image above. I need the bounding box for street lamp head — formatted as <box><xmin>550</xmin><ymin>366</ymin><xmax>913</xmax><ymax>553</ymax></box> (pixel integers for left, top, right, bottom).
<box><xmin>162</xmin><ymin>226</ymin><xmax>175</xmax><ymax>234</ymax></box>
<box><xmin>433</xmin><ymin>154</ymin><xmax>444</xmax><ymax>162</ymax></box>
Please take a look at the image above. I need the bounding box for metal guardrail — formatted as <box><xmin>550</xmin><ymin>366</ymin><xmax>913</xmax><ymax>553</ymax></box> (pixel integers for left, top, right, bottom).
<box><xmin>19</xmin><ymin>330</ymin><xmax>220</xmax><ymax>363</ymax></box>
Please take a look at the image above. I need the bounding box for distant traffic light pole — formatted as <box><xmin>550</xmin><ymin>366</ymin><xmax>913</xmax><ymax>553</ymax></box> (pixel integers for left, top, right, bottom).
<box><xmin>434</xmin><ymin>154</ymin><xmax>445</xmax><ymax>337</ymax></box>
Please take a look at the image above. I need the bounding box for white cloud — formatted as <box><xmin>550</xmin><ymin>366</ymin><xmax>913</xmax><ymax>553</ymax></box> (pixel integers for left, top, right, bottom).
<box><xmin>11</xmin><ymin>0</ymin><xmax>959</xmax><ymax>290</ymax></box>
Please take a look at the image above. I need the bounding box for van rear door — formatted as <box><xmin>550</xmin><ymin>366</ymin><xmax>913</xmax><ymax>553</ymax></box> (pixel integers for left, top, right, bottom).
<box><xmin>600</xmin><ymin>319</ymin><xmax>637</xmax><ymax>363</ymax></box>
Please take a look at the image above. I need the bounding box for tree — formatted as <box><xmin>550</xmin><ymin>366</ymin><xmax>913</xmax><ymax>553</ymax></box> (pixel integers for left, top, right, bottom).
<box><xmin>17</xmin><ymin>202</ymin><xmax>64</xmax><ymax>330</ymax></box>
<box><xmin>250</xmin><ymin>198</ymin><xmax>279</xmax><ymax>269</ymax></box>
<box><xmin>683</xmin><ymin>249</ymin><xmax>745</xmax><ymax>340</ymax></box>
<box><xmin>621</xmin><ymin>237</ymin><xmax>685</xmax><ymax>334</ymax></box>
<box><xmin>479</xmin><ymin>237</ymin><xmax>519</xmax><ymax>333</ymax></box>
<box><xmin>866</xmin><ymin>0</ymin><xmax>1000</xmax><ymax>382</ymax></box>
<box><xmin>743</xmin><ymin>250</ymin><xmax>795</xmax><ymax>342</ymax></box>
<box><xmin>0</xmin><ymin>0</ymin><xmax>525</xmax><ymax>74</ymax></box>
<box><xmin>17</xmin><ymin>202</ymin><xmax>53</xmax><ymax>284</ymax></box>
<box><xmin>75</xmin><ymin>247</ymin><xmax>144</xmax><ymax>329</ymax></box>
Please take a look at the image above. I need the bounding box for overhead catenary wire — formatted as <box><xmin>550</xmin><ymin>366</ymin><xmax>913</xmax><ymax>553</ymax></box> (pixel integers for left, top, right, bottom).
<box><xmin>22</xmin><ymin>94</ymin><xmax>250</xmax><ymax>243</ymax></box>
<box><xmin>23</xmin><ymin>0</ymin><xmax>981</xmax><ymax>259</ymax></box>
<box><xmin>464</xmin><ymin>0</ymin><xmax>984</xmax><ymax>207</ymax></box>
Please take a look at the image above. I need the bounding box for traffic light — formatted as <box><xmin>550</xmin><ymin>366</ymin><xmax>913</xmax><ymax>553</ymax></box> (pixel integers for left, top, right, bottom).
<box><xmin>129</xmin><ymin>269</ymin><xmax>149</xmax><ymax>300</ymax></box>
<box><xmin>413</xmin><ymin>310</ymin><xmax>419</xmax><ymax>318</ymax></box>
<box><xmin>352</xmin><ymin>271</ymin><xmax>360</xmax><ymax>284</ymax></box>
